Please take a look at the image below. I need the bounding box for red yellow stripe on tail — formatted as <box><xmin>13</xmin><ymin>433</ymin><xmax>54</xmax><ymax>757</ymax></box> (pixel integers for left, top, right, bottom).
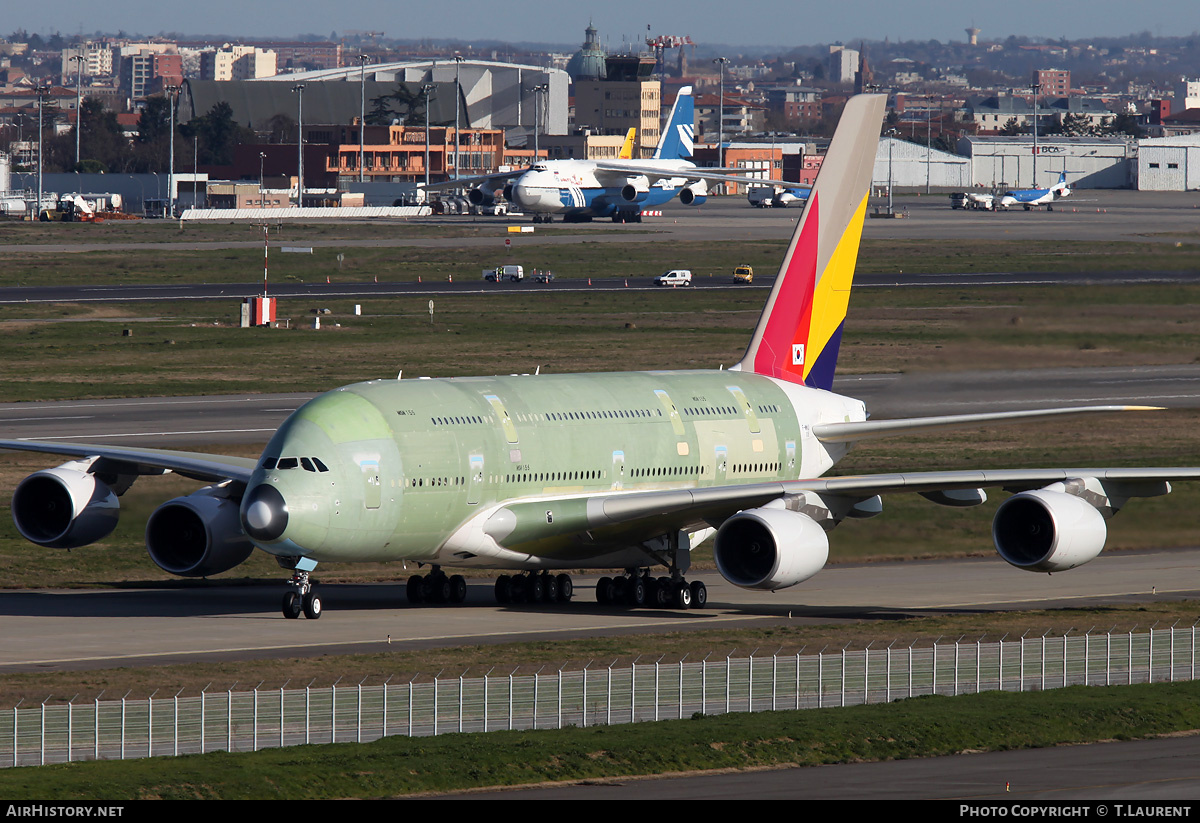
<box><xmin>734</xmin><ymin>94</ymin><xmax>884</xmax><ymax>390</ymax></box>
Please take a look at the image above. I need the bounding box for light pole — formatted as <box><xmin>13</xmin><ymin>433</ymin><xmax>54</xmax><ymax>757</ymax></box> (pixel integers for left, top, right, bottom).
<box><xmin>34</xmin><ymin>84</ymin><xmax>47</xmax><ymax>220</ymax></box>
<box><xmin>259</xmin><ymin>151</ymin><xmax>266</xmax><ymax>209</ymax></box>
<box><xmin>1030</xmin><ymin>82</ymin><xmax>1041</xmax><ymax>187</ymax></box>
<box><xmin>166</xmin><ymin>84</ymin><xmax>181</xmax><ymax>217</ymax></box>
<box><xmin>69</xmin><ymin>54</ymin><xmax>83</xmax><ymax>169</ymax></box>
<box><xmin>713</xmin><ymin>57</ymin><xmax>729</xmax><ymax>193</ymax></box>
<box><xmin>531</xmin><ymin>83</ymin><xmax>548</xmax><ymax>162</ymax></box>
<box><xmin>925</xmin><ymin>104</ymin><xmax>932</xmax><ymax>194</ymax></box>
<box><xmin>885</xmin><ymin>128</ymin><xmax>898</xmax><ymax>215</ymax></box>
<box><xmin>357</xmin><ymin>54</ymin><xmax>369</xmax><ymax>184</ymax></box>
<box><xmin>453</xmin><ymin>55</ymin><xmax>464</xmax><ymax>181</ymax></box>
<box><xmin>292</xmin><ymin>83</ymin><xmax>306</xmax><ymax>206</ymax></box>
<box><xmin>421</xmin><ymin>83</ymin><xmax>435</xmax><ymax>188</ymax></box>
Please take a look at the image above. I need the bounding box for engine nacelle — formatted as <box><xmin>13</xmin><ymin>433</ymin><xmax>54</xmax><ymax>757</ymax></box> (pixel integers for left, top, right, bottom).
<box><xmin>992</xmin><ymin>489</ymin><xmax>1106</xmax><ymax>573</ymax></box>
<box><xmin>146</xmin><ymin>490</ymin><xmax>255</xmax><ymax>577</ymax></box>
<box><xmin>714</xmin><ymin>507</ymin><xmax>829</xmax><ymax>591</ymax></box>
<box><xmin>11</xmin><ymin>463</ymin><xmax>118</xmax><ymax>549</ymax></box>
<box><xmin>502</xmin><ymin>182</ymin><xmax>516</xmax><ymax>202</ymax></box>
<box><xmin>468</xmin><ymin>186</ymin><xmax>498</xmax><ymax>207</ymax></box>
<box><xmin>620</xmin><ymin>179</ymin><xmax>651</xmax><ymax>203</ymax></box>
<box><xmin>678</xmin><ymin>182</ymin><xmax>708</xmax><ymax>206</ymax></box>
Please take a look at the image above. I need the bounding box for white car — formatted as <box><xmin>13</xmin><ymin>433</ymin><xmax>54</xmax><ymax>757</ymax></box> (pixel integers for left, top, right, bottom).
<box><xmin>654</xmin><ymin>269</ymin><xmax>692</xmax><ymax>287</ymax></box>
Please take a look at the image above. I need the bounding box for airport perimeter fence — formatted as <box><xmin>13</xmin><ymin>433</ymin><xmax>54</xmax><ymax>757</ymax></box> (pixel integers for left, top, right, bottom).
<box><xmin>3</xmin><ymin>625</ymin><xmax>1198</xmax><ymax>768</ymax></box>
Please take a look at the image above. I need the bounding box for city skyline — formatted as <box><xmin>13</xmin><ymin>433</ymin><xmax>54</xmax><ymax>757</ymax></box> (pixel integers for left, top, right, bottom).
<box><xmin>6</xmin><ymin>0</ymin><xmax>1200</xmax><ymax>51</ymax></box>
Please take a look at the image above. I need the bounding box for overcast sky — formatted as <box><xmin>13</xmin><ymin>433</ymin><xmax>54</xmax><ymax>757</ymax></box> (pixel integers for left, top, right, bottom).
<box><xmin>8</xmin><ymin>1</ymin><xmax>1198</xmax><ymax>49</ymax></box>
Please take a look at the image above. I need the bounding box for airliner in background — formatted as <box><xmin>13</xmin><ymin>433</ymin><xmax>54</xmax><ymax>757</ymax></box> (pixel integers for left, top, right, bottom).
<box><xmin>4</xmin><ymin>95</ymin><xmax>1196</xmax><ymax>621</ymax></box>
<box><xmin>967</xmin><ymin>172</ymin><xmax>1073</xmax><ymax>211</ymax></box>
<box><xmin>431</xmin><ymin>86</ymin><xmax>800</xmax><ymax>223</ymax></box>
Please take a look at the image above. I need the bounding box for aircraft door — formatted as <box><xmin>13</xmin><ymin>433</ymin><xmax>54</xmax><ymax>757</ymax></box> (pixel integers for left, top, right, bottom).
<box><xmin>714</xmin><ymin>445</ymin><xmax>728</xmax><ymax>484</ymax></box>
<box><xmin>612</xmin><ymin>450</ymin><xmax>625</xmax><ymax>490</ymax></box>
<box><xmin>467</xmin><ymin>454</ymin><xmax>484</xmax><ymax>505</ymax></box>
<box><xmin>360</xmin><ymin>459</ymin><xmax>381</xmax><ymax>510</ymax></box>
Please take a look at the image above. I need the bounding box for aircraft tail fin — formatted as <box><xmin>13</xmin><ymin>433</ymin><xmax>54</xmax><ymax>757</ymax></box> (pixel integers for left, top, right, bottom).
<box><xmin>732</xmin><ymin>94</ymin><xmax>886</xmax><ymax>390</ymax></box>
<box><xmin>653</xmin><ymin>86</ymin><xmax>695</xmax><ymax>160</ymax></box>
<box><xmin>618</xmin><ymin>128</ymin><xmax>637</xmax><ymax>160</ymax></box>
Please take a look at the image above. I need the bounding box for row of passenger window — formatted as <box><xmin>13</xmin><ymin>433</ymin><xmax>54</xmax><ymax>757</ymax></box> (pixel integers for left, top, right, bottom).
<box><xmin>547</xmin><ymin>409</ymin><xmax>660</xmax><ymax>422</ymax></box>
<box><xmin>260</xmin><ymin>456</ymin><xmax>330</xmax><ymax>472</ymax></box>
<box><xmin>631</xmin><ymin>465</ymin><xmax>701</xmax><ymax>478</ymax></box>
<box><xmin>732</xmin><ymin>462</ymin><xmax>781</xmax><ymax>474</ymax></box>
<box><xmin>429</xmin><ymin>415</ymin><xmax>488</xmax><ymax>426</ymax></box>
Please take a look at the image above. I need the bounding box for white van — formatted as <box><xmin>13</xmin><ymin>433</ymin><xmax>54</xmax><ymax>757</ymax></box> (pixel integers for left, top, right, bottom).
<box><xmin>483</xmin><ymin>265</ymin><xmax>524</xmax><ymax>282</ymax></box>
<box><xmin>654</xmin><ymin>269</ymin><xmax>692</xmax><ymax>286</ymax></box>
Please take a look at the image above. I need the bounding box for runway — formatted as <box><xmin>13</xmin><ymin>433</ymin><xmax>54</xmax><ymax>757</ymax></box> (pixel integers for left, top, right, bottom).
<box><xmin>0</xmin><ymin>549</ymin><xmax>1196</xmax><ymax>672</ymax></box>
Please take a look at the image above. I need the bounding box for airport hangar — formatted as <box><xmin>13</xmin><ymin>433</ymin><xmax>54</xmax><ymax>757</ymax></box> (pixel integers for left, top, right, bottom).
<box><xmin>252</xmin><ymin>59</ymin><xmax>570</xmax><ymax>145</ymax></box>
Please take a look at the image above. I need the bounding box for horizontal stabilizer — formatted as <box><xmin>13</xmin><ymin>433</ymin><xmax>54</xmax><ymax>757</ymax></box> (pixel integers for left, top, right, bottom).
<box><xmin>812</xmin><ymin>405</ymin><xmax>1162</xmax><ymax>443</ymax></box>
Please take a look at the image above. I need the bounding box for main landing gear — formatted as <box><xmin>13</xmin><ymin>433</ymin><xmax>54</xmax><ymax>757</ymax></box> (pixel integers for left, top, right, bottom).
<box><xmin>281</xmin><ymin>569</ymin><xmax>322</xmax><ymax>619</ymax></box>
<box><xmin>406</xmin><ymin>566</ymin><xmax>469</xmax><ymax>605</ymax></box>
<box><xmin>494</xmin><ymin>572</ymin><xmax>574</xmax><ymax>605</ymax></box>
<box><xmin>595</xmin><ymin>570</ymin><xmax>706</xmax><ymax>610</ymax></box>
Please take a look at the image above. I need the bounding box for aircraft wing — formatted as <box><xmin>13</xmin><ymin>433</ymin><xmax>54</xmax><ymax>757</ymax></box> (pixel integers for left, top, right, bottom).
<box><xmin>812</xmin><ymin>405</ymin><xmax>1158</xmax><ymax>443</ymax></box>
<box><xmin>482</xmin><ymin>464</ymin><xmax>1200</xmax><ymax>558</ymax></box>
<box><xmin>0</xmin><ymin>439</ymin><xmax>256</xmax><ymax>484</ymax></box>
<box><xmin>592</xmin><ymin>162</ymin><xmax>800</xmax><ymax>190</ymax></box>
<box><xmin>421</xmin><ymin>169</ymin><xmax>526</xmax><ymax>192</ymax></box>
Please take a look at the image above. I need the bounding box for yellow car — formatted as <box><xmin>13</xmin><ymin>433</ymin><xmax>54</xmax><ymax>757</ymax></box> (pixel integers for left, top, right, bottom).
<box><xmin>733</xmin><ymin>265</ymin><xmax>754</xmax><ymax>284</ymax></box>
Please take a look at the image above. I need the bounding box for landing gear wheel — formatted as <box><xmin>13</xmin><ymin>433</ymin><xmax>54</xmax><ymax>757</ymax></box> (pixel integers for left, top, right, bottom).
<box><xmin>544</xmin><ymin>572</ymin><xmax>559</xmax><ymax>603</ymax></box>
<box><xmin>527</xmin><ymin>574</ymin><xmax>545</xmax><ymax>603</ymax></box>
<box><xmin>302</xmin><ymin>590</ymin><xmax>322</xmax><ymax>619</ymax></box>
<box><xmin>281</xmin><ymin>591</ymin><xmax>302</xmax><ymax>619</ymax></box>
<box><xmin>556</xmin><ymin>574</ymin><xmax>573</xmax><ymax>602</ymax></box>
<box><xmin>450</xmin><ymin>575</ymin><xmax>468</xmax><ymax>604</ymax></box>
<box><xmin>689</xmin><ymin>580</ymin><xmax>707</xmax><ymax>609</ymax></box>
<box><xmin>495</xmin><ymin>575</ymin><xmax>512</xmax><ymax>604</ymax></box>
<box><xmin>596</xmin><ymin>576</ymin><xmax>613</xmax><ymax>605</ymax></box>
<box><xmin>673</xmin><ymin>582</ymin><xmax>693</xmax><ymax>610</ymax></box>
<box><xmin>629</xmin><ymin>577</ymin><xmax>647</xmax><ymax>607</ymax></box>
<box><xmin>407</xmin><ymin>575</ymin><xmax>424</xmax><ymax>604</ymax></box>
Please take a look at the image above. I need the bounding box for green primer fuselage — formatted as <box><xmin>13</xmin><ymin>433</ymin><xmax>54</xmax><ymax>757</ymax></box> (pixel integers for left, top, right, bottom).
<box><xmin>247</xmin><ymin>369</ymin><xmax>861</xmax><ymax>568</ymax></box>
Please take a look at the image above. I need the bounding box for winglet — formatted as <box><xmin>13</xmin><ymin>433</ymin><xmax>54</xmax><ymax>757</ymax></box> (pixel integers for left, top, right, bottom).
<box><xmin>733</xmin><ymin>94</ymin><xmax>886</xmax><ymax>389</ymax></box>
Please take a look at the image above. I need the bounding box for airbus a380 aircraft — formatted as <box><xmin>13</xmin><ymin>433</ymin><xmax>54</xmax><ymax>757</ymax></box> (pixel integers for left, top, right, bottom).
<box><xmin>436</xmin><ymin>87</ymin><xmax>798</xmax><ymax>223</ymax></box>
<box><xmin>4</xmin><ymin>95</ymin><xmax>1196</xmax><ymax>621</ymax></box>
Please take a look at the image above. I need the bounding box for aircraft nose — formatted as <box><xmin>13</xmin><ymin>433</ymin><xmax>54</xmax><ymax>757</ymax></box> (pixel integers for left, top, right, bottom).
<box><xmin>513</xmin><ymin>183</ymin><xmax>556</xmax><ymax>210</ymax></box>
<box><xmin>241</xmin><ymin>483</ymin><xmax>289</xmax><ymax>542</ymax></box>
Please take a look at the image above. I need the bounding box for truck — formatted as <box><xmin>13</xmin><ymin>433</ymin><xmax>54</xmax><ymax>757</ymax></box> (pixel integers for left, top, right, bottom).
<box><xmin>733</xmin><ymin>265</ymin><xmax>754</xmax><ymax>284</ymax></box>
<box><xmin>483</xmin><ymin>265</ymin><xmax>524</xmax><ymax>282</ymax></box>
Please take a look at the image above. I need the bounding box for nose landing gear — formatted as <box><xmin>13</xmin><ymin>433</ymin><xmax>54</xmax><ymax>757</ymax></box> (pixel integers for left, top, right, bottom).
<box><xmin>281</xmin><ymin>569</ymin><xmax>321</xmax><ymax>619</ymax></box>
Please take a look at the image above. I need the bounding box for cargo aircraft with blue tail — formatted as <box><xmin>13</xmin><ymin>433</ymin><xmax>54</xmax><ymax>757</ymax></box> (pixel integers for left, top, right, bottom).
<box><xmin>4</xmin><ymin>95</ymin><xmax>1198</xmax><ymax>620</ymax></box>
<box><xmin>433</xmin><ymin>86</ymin><xmax>800</xmax><ymax>223</ymax></box>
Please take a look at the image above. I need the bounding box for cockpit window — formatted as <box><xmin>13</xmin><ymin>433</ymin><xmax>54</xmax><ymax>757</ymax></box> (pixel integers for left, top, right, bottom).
<box><xmin>312</xmin><ymin>458</ymin><xmax>329</xmax><ymax>472</ymax></box>
<box><xmin>277</xmin><ymin>457</ymin><xmax>299</xmax><ymax>470</ymax></box>
<box><xmin>300</xmin><ymin>457</ymin><xmax>316</xmax><ymax>472</ymax></box>
<box><xmin>260</xmin><ymin>457</ymin><xmax>278</xmax><ymax>470</ymax></box>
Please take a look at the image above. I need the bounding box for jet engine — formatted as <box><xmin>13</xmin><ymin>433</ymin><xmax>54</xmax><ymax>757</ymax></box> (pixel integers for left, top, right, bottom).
<box><xmin>713</xmin><ymin>507</ymin><xmax>829</xmax><ymax>591</ymax></box>
<box><xmin>502</xmin><ymin>182</ymin><xmax>516</xmax><ymax>202</ymax></box>
<box><xmin>992</xmin><ymin>489</ymin><xmax>1106</xmax><ymax>573</ymax></box>
<box><xmin>678</xmin><ymin>181</ymin><xmax>708</xmax><ymax>206</ymax></box>
<box><xmin>11</xmin><ymin>461</ymin><xmax>119</xmax><ymax>549</ymax></box>
<box><xmin>620</xmin><ymin>178</ymin><xmax>651</xmax><ymax>203</ymax></box>
<box><xmin>468</xmin><ymin>186</ymin><xmax>500</xmax><ymax>207</ymax></box>
<box><xmin>145</xmin><ymin>488</ymin><xmax>255</xmax><ymax>577</ymax></box>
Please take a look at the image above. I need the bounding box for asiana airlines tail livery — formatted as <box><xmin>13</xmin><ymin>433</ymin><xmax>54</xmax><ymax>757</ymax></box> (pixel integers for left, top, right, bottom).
<box><xmin>5</xmin><ymin>95</ymin><xmax>1195</xmax><ymax>619</ymax></box>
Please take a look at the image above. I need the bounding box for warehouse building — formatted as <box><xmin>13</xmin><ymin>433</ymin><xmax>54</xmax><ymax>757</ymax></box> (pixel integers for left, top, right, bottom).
<box><xmin>1137</xmin><ymin>133</ymin><xmax>1200</xmax><ymax>190</ymax></box>
<box><xmin>872</xmin><ymin>137</ymin><xmax>972</xmax><ymax>189</ymax></box>
<box><xmin>956</xmin><ymin>135</ymin><xmax>1135</xmax><ymax>189</ymax></box>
